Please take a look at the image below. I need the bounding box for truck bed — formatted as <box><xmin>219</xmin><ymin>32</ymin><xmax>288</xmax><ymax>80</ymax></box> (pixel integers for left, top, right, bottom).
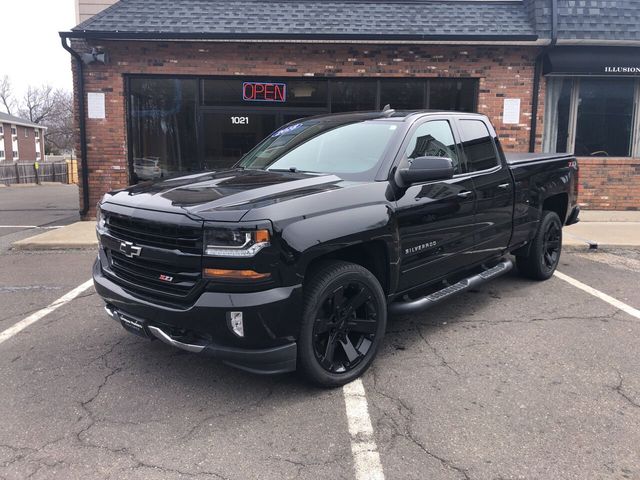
<box><xmin>505</xmin><ymin>152</ymin><xmax>574</xmax><ymax>165</ymax></box>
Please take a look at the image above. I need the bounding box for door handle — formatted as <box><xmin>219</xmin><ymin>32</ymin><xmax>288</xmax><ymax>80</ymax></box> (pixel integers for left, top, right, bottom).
<box><xmin>457</xmin><ymin>191</ymin><xmax>473</xmax><ymax>199</ymax></box>
<box><xmin>498</xmin><ymin>183</ymin><xmax>511</xmax><ymax>189</ymax></box>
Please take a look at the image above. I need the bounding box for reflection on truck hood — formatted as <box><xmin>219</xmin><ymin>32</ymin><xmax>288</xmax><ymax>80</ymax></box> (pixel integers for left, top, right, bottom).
<box><xmin>103</xmin><ymin>169</ymin><xmax>343</xmax><ymax>222</ymax></box>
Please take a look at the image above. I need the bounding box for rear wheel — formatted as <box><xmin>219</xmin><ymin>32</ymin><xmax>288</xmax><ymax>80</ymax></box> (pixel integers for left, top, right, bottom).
<box><xmin>298</xmin><ymin>261</ymin><xmax>387</xmax><ymax>387</ymax></box>
<box><xmin>516</xmin><ymin>210</ymin><xmax>562</xmax><ymax>280</ymax></box>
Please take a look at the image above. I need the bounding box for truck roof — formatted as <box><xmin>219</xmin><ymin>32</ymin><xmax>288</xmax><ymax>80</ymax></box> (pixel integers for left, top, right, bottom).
<box><xmin>297</xmin><ymin>109</ymin><xmax>486</xmax><ymax>125</ymax></box>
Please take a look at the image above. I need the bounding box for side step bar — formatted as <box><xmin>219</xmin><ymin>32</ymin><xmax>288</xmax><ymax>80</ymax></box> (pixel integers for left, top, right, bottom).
<box><xmin>388</xmin><ymin>259</ymin><xmax>514</xmax><ymax>316</ymax></box>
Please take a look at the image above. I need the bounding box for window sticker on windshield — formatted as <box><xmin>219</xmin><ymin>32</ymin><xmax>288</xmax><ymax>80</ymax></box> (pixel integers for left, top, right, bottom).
<box><xmin>272</xmin><ymin>123</ymin><xmax>304</xmax><ymax>137</ymax></box>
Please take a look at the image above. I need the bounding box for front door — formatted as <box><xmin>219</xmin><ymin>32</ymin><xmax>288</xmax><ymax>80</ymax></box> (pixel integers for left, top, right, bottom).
<box><xmin>395</xmin><ymin>118</ymin><xmax>477</xmax><ymax>292</ymax></box>
<box><xmin>201</xmin><ymin>111</ymin><xmax>278</xmax><ymax>170</ymax></box>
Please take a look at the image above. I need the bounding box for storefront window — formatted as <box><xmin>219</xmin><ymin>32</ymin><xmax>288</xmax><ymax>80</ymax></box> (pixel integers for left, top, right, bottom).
<box><xmin>129</xmin><ymin>78</ymin><xmax>198</xmax><ymax>181</ymax></box>
<box><xmin>330</xmin><ymin>80</ymin><xmax>377</xmax><ymax>112</ymax></box>
<box><xmin>380</xmin><ymin>80</ymin><xmax>424</xmax><ymax>109</ymax></box>
<box><xmin>128</xmin><ymin>76</ymin><xmax>479</xmax><ymax>181</ymax></box>
<box><xmin>575</xmin><ymin>79</ymin><xmax>635</xmax><ymax>157</ymax></box>
<box><xmin>544</xmin><ymin>77</ymin><xmax>639</xmax><ymax>157</ymax></box>
<box><xmin>429</xmin><ymin>79</ymin><xmax>477</xmax><ymax>112</ymax></box>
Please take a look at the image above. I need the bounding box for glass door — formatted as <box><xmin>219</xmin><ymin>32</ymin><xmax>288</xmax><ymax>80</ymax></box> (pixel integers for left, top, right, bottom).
<box><xmin>201</xmin><ymin>111</ymin><xmax>278</xmax><ymax>170</ymax></box>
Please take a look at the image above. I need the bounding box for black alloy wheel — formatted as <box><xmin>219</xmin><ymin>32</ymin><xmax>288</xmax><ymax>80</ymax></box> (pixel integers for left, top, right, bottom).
<box><xmin>298</xmin><ymin>261</ymin><xmax>387</xmax><ymax>387</ymax></box>
<box><xmin>542</xmin><ymin>220</ymin><xmax>561</xmax><ymax>270</ymax></box>
<box><xmin>516</xmin><ymin>210</ymin><xmax>563</xmax><ymax>280</ymax></box>
<box><xmin>312</xmin><ymin>281</ymin><xmax>378</xmax><ymax>373</ymax></box>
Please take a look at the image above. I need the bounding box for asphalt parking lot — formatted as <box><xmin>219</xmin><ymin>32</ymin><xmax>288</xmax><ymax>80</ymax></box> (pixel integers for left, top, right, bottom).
<box><xmin>1</xmin><ymin>188</ymin><xmax>639</xmax><ymax>480</ymax></box>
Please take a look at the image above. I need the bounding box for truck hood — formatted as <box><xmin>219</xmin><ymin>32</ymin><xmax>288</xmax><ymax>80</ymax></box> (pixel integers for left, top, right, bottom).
<box><xmin>103</xmin><ymin>169</ymin><xmax>343</xmax><ymax>222</ymax></box>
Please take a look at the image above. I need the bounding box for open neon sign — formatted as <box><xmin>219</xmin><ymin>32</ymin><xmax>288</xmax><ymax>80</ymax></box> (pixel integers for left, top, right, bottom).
<box><xmin>243</xmin><ymin>82</ymin><xmax>287</xmax><ymax>103</ymax></box>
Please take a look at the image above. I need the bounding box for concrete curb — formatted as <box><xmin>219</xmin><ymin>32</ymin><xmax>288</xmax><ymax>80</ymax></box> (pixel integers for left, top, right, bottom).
<box><xmin>12</xmin><ymin>222</ymin><xmax>98</xmax><ymax>251</ymax></box>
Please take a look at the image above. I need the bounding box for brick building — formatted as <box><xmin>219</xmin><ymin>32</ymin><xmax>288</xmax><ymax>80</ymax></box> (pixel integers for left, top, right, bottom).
<box><xmin>0</xmin><ymin>112</ymin><xmax>46</xmax><ymax>163</ymax></box>
<box><xmin>61</xmin><ymin>0</ymin><xmax>640</xmax><ymax>218</ymax></box>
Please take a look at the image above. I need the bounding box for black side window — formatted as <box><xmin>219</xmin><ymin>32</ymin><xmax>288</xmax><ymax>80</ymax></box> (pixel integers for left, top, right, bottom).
<box><xmin>460</xmin><ymin>120</ymin><xmax>499</xmax><ymax>171</ymax></box>
<box><xmin>404</xmin><ymin>120</ymin><xmax>461</xmax><ymax>174</ymax></box>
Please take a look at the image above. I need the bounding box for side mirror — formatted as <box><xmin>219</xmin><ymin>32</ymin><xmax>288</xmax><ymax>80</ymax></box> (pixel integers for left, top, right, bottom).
<box><xmin>397</xmin><ymin>156</ymin><xmax>455</xmax><ymax>186</ymax></box>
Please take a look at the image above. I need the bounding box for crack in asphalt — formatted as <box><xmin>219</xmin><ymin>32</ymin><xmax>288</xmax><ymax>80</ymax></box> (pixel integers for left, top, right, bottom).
<box><xmin>612</xmin><ymin>369</ymin><xmax>640</xmax><ymax>409</ymax></box>
<box><xmin>272</xmin><ymin>455</ymin><xmax>349</xmax><ymax>479</ymax></box>
<box><xmin>176</xmin><ymin>387</ymin><xmax>275</xmax><ymax>442</ymax></box>
<box><xmin>68</xmin><ymin>339</ymin><xmax>233</xmax><ymax>480</ymax></box>
<box><xmin>369</xmin><ymin>367</ymin><xmax>471</xmax><ymax>480</ymax></box>
<box><xmin>416</xmin><ymin>327</ymin><xmax>460</xmax><ymax>376</ymax></box>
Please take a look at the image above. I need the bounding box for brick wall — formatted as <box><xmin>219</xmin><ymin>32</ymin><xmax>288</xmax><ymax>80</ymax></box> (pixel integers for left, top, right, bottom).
<box><xmin>72</xmin><ymin>40</ymin><xmax>541</xmax><ymax>218</ymax></box>
<box><xmin>577</xmin><ymin>158</ymin><xmax>640</xmax><ymax>211</ymax></box>
<box><xmin>17</xmin><ymin>126</ymin><xmax>37</xmax><ymax>161</ymax></box>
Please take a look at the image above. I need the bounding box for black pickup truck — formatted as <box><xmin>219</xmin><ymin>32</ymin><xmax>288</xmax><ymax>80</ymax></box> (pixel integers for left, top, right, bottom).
<box><xmin>93</xmin><ymin>110</ymin><xmax>579</xmax><ymax>386</ymax></box>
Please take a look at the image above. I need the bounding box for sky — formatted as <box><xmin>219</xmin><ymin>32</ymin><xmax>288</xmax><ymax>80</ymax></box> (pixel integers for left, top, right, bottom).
<box><xmin>1</xmin><ymin>0</ymin><xmax>77</xmax><ymax>97</ymax></box>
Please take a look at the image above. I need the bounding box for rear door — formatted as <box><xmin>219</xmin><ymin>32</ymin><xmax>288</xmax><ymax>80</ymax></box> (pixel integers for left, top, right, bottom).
<box><xmin>395</xmin><ymin>117</ymin><xmax>477</xmax><ymax>292</ymax></box>
<box><xmin>456</xmin><ymin>118</ymin><xmax>514</xmax><ymax>260</ymax></box>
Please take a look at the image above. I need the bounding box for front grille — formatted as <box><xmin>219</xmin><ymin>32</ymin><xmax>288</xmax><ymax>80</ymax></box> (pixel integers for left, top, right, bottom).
<box><xmin>106</xmin><ymin>214</ymin><xmax>202</xmax><ymax>254</ymax></box>
<box><xmin>102</xmin><ymin>211</ymin><xmax>204</xmax><ymax>305</ymax></box>
<box><xmin>109</xmin><ymin>250</ymin><xmax>201</xmax><ymax>301</ymax></box>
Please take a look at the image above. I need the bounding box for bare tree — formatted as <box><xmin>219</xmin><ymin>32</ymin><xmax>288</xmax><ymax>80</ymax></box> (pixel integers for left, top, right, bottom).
<box><xmin>19</xmin><ymin>85</ymin><xmax>57</xmax><ymax>125</ymax></box>
<box><xmin>44</xmin><ymin>90</ymin><xmax>74</xmax><ymax>155</ymax></box>
<box><xmin>0</xmin><ymin>75</ymin><xmax>16</xmax><ymax>115</ymax></box>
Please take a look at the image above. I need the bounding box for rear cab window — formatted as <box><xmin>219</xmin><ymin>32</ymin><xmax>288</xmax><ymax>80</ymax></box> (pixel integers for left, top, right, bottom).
<box><xmin>459</xmin><ymin>119</ymin><xmax>500</xmax><ymax>172</ymax></box>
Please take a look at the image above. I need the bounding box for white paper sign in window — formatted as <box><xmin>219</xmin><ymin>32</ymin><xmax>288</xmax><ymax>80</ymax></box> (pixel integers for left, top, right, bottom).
<box><xmin>88</xmin><ymin>92</ymin><xmax>106</xmax><ymax>119</ymax></box>
<box><xmin>503</xmin><ymin>98</ymin><xmax>521</xmax><ymax>125</ymax></box>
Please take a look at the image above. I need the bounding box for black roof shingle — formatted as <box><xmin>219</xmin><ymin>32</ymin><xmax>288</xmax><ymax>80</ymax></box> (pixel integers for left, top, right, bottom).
<box><xmin>70</xmin><ymin>0</ymin><xmax>640</xmax><ymax>44</ymax></box>
<box><xmin>72</xmin><ymin>0</ymin><xmax>537</xmax><ymax>40</ymax></box>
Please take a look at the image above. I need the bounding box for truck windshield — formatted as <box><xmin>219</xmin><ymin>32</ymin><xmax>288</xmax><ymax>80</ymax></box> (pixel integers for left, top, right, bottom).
<box><xmin>238</xmin><ymin>121</ymin><xmax>399</xmax><ymax>178</ymax></box>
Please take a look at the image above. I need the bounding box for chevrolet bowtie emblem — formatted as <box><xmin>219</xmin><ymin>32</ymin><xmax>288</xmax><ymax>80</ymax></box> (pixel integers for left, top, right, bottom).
<box><xmin>119</xmin><ymin>241</ymin><xmax>142</xmax><ymax>258</ymax></box>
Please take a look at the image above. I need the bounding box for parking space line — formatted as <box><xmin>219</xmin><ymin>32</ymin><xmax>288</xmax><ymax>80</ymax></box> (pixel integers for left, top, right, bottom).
<box><xmin>554</xmin><ymin>271</ymin><xmax>640</xmax><ymax>320</ymax></box>
<box><xmin>0</xmin><ymin>280</ymin><xmax>93</xmax><ymax>345</ymax></box>
<box><xmin>0</xmin><ymin>225</ymin><xmax>63</xmax><ymax>229</ymax></box>
<box><xmin>343</xmin><ymin>379</ymin><xmax>385</xmax><ymax>480</ymax></box>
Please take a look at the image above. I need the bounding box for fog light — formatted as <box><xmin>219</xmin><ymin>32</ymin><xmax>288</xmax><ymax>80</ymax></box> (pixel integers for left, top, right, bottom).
<box><xmin>228</xmin><ymin>311</ymin><xmax>244</xmax><ymax>337</ymax></box>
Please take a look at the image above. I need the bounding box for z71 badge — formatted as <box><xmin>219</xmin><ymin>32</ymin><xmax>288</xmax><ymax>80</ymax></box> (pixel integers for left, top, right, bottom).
<box><xmin>405</xmin><ymin>241</ymin><xmax>437</xmax><ymax>255</ymax></box>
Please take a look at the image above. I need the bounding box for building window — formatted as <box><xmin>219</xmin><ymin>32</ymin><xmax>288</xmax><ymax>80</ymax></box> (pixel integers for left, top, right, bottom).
<box><xmin>36</xmin><ymin>151</ymin><xmax>41</xmax><ymax>159</ymax></box>
<box><xmin>128</xmin><ymin>75</ymin><xmax>479</xmax><ymax>181</ymax></box>
<box><xmin>544</xmin><ymin>77</ymin><xmax>640</xmax><ymax>157</ymax></box>
<box><xmin>35</xmin><ymin>129</ymin><xmax>40</xmax><ymax>139</ymax></box>
<box><xmin>0</xmin><ymin>125</ymin><xmax>4</xmax><ymax>134</ymax></box>
<box><xmin>0</xmin><ymin>150</ymin><xmax>4</xmax><ymax>160</ymax></box>
<box><xmin>11</xmin><ymin>125</ymin><xmax>17</xmax><ymax>136</ymax></box>
<box><xmin>24</xmin><ymin>127</ymin><xmax>28</xmax><ymax>138</ymax></box>
<box><xmin>330</xmin><ymin>80</ymin><xmax>377</xmax><ymax>113</ymax></box>
<box><xmin>129</xmin><ymin>78</ymin><xmax>198</xmax><ymax>180</ymax></box>
<box><xmin>13</xmin><ymin>151</ymin><xmax>19</xmax><ymax>159</ymax></box>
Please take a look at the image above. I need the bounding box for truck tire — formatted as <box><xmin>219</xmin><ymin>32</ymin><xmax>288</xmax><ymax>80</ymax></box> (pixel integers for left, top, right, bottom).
<box><xmin>516</xmin><ymin>210</ymin><xmax>562</xmax><ymax>280</ymax></box>
<box><xmin>298</xmin><ymin>261</ymin><xmax>387</xmax><ymax>388</ymax></box>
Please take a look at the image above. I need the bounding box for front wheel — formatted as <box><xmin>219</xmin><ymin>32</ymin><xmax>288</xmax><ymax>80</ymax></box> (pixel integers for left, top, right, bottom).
<box><xmin>516</xmin><ymin>210</ymin><xmax>563</xmax><ymax>280</ymax></box>
<box><xmin>298</xmin><ymin>261</ymin><xmax>387</xmax><ymax>387</ymax></box>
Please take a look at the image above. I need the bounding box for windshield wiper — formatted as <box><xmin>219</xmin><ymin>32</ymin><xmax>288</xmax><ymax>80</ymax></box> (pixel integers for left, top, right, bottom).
<box><xmin>268</xmin><ymin>167</ymin><xmax>302</xmax><ymax>173</ymax></box>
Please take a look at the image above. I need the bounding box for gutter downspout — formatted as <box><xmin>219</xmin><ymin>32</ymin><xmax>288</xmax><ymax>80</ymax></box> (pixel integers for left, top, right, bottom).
<box><xmin>60</xmin><ymin>33</ymin><xmax>90</xmax><ymax>218</ymax></box>
<box><xmin>529</xmin><ymin>0</ymin><xmax>558</xmax><ymax>152</ymax></box>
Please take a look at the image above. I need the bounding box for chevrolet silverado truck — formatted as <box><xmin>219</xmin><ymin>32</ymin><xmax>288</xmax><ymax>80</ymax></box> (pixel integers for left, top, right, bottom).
<box><xmin>93</xmin><ymin>110</ymin><xmax>579</xmax><ymax>387</ymax></box>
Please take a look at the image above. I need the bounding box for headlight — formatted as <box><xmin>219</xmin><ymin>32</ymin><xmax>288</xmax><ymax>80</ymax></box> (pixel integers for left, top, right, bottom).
<box><xmin>204</xmin><ymin>228</ymin><xmax>270</xmax><ymax>257</ymax></box>
<box><xmin>96</xmin><ymin>204</ymin><xmax>107</xmax><ymax>235</ymax></box>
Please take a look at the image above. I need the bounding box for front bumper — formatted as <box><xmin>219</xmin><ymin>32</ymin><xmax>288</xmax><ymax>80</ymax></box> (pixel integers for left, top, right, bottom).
<box><xmin>93</xmin><ymin>259</ymin><xmax>301</xmax><ymax>374</ymax></box>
